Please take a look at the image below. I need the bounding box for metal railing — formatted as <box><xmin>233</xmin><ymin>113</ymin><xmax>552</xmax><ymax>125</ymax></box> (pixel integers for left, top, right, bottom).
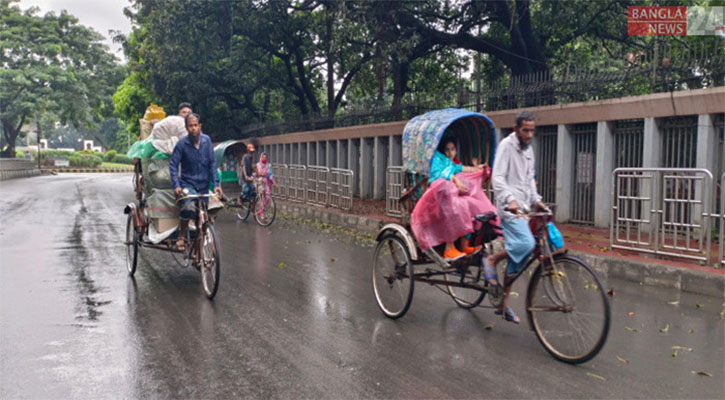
<box><xmin>611</xmin><ymin>168</ymin><xmax>714</xmax><ymax>262</ymax></box>
<box><xmin>329</xmin><ymin>168</ymin><xmax>354</xmax><ymax>211</ymax></box>
<box><xmin>306</xmin><ymin>166</ymin><xmax>329</xmax><ymax>206</ymax></box>
<box><xmin>386</xmin><ymin>166</ymin><xmax>405</xmax><ymax>217</ymax></box>
<box><xmin>267</xmin><ymin>164</ymin><xmax>354</xmax><ymax>211</ymax></box>
<box><xmin>287</xmin><ymin>164</ymin><xmax>307</xmax><ymax>203</ymax></box>
<box><xmin>270</xmin><ymin>163</ymin><xmax>288</xmax><ymax>200</ymax></box>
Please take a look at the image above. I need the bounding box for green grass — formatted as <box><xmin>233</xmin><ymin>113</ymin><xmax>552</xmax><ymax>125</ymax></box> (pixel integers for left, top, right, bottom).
<box><xmin>101</xmin><ymin>162</ymin><xmax>134</xmax><ymax>169</ymax></box>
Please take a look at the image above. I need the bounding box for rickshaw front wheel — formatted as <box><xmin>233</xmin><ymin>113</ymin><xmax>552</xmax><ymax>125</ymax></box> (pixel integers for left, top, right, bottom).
<box><xmin>125</xmin><ymin>214</ymin><xmax>138</xmax><ymax>276</ymax></box>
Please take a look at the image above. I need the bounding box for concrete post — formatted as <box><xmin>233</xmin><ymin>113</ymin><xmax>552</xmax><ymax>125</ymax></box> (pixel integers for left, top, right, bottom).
<box><xmin>360</xmin><ymin>138</ymin><xmax>374</xmax><ymax>199</ymax></box>
<box><xmin>316</xmin><ymin>141</ymin><xmax>325</xmax><ymax>167</ymax></box>
<box><xmin>327</xmin><ymin>140</ymin><xmax>337</xmax><ymax>168</ymax></box>
<box><xmin>374</xmin><ymin>136</ymin><xmax>388</xmax><ymax>200</ymax></box>
<box><xmin>307</xmin><ymin>142</ymin><xmax>316</xmax><ymax>166</ymax></box>
<box><xmin>348</xmin><ymin>138</ymin><xmax>360</xmax><ymax>197</ymax></box>
<box><xmin>555</xmin><ymin>124</ymin><xmax>573</xmax><ymax>222</ymax></box>
<box><xmin>390</xmin><ymin>135</ymin><xmax>402</xmax><ymax>166</ymax></box>
<box><xmin>696</xmin><ymin>114</ymin><xmax>718</xmax><ymax>218</ymax></box>
<box><xmin>337</xmin><ymin>139</ymin><xmax>348</xmax><ymax>170</ymax></box>
<box><xmin>642</xmin><ymin>117</ymin><xmax>661</xmax><ymax>168</ymax></box>
<box><xmin>594</xmin><ymin>121</ymin><xmax>614</xmax><ymax>228</ymax></box>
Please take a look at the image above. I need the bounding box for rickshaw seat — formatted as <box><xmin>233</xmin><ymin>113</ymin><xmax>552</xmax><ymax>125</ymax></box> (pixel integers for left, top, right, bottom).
<box><xmin>475</xmin><ymin>212</ymin><xmax>497</xmax><ymax>224</ymax></box>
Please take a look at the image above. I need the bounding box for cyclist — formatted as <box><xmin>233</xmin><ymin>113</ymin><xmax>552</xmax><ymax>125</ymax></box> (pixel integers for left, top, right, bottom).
<box><xmin>239</xmin><ymin>143</ymin><xmax>256</xmax><ymax>203</ymax></box>
<box><xmin>169</xmin><ymin>113</ymin><xmax>222</xmax><ymax>251</ymax></box>
<box><xmin>486</xmin><ymin>110</ymin><xmax>549</xmax><ymax>323</ymax></box>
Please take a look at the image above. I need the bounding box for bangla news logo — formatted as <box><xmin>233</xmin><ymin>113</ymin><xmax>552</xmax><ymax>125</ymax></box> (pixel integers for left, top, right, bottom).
<box><xmin>628</xmin><ymin>6</ymin><xmax>725</xmax><ymax>36</ymax></box>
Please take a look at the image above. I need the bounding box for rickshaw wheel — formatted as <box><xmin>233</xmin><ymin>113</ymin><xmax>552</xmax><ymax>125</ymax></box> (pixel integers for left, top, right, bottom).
<box><xmin>372</xmin><ymin>235</ymin><xmax>414</xmax><ymax>319</ymax></box>
<box><xmin>125</xmin><ymin>214</ymin><xmax>138</xmax><ymax>276</ymax></box>
<box><xmin>444</xmin><ymin>264</ymin><xmax>486</xmax><ymax>309</ymax></box>
<box><xmin>200</xmin><ymin>222</ymin><xmax>220</xmax><ymax>299</ymax></box>
<box><xmin>236</xmin><ymin>199</ymin><xmax>251</xmax><ymax>221</ymax></box>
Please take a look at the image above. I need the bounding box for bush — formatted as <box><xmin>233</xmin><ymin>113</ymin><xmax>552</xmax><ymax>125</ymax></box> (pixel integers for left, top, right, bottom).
<box><xmin>104</xmin><ymin>150</ymin><xmax>117</xmax><ymax>162</ymax></box>
<box><xmin>68</xmin><ymin>153</ymin><xmax>102</xmax><ymax>168</ymax></box>
<box><xmin>37</xmin><ymin>150</ymin><xmax>74</xmax><ymax>166</ymax></box>
<box><xmin>15</xmin><ymin>150</ymin><xmax>25</xmax><ymax>158</ymax></box>
<box><xmin>110</xmin><ymin>154</ymin><xmax>133</xmax><ymax>164</ymax></box>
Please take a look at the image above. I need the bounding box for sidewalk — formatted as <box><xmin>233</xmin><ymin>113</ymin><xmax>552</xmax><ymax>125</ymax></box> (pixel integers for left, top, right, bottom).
<box><xmin>273</xmin><ymin>198</ymin><xmax>725</xmax><ymax>298</ymax></box>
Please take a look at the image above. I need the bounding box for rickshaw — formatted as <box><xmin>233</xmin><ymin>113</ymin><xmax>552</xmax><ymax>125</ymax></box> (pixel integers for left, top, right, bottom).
<box><xmin>214</xmin><ymin>139</ymin><xmax>277</xmax><ymax>226</ymax></box>
<box><xmin>124</xmin><ymin>158</ymin><xmax>221</xmax><ymax>300</ymax></box>
<box><xmin>372</xmin><ymin>108</ymin><xmax>610</xmax><ymax>364</ymax></box>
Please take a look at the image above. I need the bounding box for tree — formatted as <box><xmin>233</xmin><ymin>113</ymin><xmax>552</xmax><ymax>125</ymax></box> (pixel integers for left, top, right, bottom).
<box><xmin>0</xmin><ymin>0</ymin><xmax>123</xmax><ymax>157</ymax></box>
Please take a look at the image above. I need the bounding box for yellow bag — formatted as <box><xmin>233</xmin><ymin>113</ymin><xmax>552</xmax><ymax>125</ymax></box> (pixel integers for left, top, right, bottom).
<box><xmin>143</xmin><ymin>104</ymin><xmax>166</xmax><ymax>121</ymax></box>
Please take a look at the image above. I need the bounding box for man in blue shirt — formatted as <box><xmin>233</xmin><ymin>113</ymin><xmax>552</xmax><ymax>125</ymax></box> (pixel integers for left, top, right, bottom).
<box><xmin>169</xmin><ymin>113</ymin><xmax>222</xmax><ymax>250</ymax></box>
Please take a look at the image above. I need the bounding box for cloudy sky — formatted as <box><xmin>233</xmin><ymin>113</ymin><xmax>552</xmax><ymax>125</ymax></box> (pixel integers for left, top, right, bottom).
<box><xmin>17</xmin><ymin>0</ymin><xmax>133</xmax><ymax>62</ymax></box>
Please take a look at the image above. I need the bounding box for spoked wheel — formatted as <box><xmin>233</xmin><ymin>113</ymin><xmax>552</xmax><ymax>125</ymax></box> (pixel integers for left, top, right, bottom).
<box><xmin>236</xmin><ymin>199</ymin><xmax>251</xmax><ymax>221</ymax></box>
<box><xmin>125</xmin><ymin>214</ymin><xmax>139</xmax><ymax>276</ymax></box>
<box><xmin>254</xmin><ymin>193</ymin><xmax>276</xmax><ymax>226</ymax></box>
<box><xmin>444</xmin><ymin>264</ymin><xmax>486</xmax><ymax>309</ymax></box>
<box><xmin>372</xmin><ymin>235</ymin><xmax>414</xmax><ymax>319</ymax></box>
<box><xmin>526</xmin><ymin>254</ymin><xmax>610</xmax><ymax>364</ymax></box>
<box><xmin>199</xmin><ymin>223</ymin><xmax>220</xmax><ymax>299</ymax></box>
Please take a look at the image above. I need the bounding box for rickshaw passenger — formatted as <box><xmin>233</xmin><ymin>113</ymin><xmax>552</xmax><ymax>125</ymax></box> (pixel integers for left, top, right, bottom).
<box><xmin>486</xmin><ymin>110</ymin><xmax>549</xmax><ymax>324</ymax></box>
<box><xmin>239</xmin><ymin>144</ymin><xmax>257</xmax><ymax>202</ymax></box>
<box><xmin>429</xmin><ymin>138</ymin><xmax>485</xmax><ymax>260</ymax></box>
<box><xmin>169</xmin><ymin>113</ymin><xmax>222</xmax><ymax>251</ymax></box>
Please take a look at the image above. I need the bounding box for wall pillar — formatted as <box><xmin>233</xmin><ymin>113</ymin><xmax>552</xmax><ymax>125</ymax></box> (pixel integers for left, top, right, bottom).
<box><xmin>373</xmin><ymin>136</ymin><xmax>389</xmax><ymax>200</ymax></box>
<box><xmin>594</xmin><ymin>121</ymin><xmax>614</xmax><ymax>228</ymax></box>
<box><xmin>555</xmin><ymin>124</ymin><xmax>573</xmax><ymax>222</ymax></box>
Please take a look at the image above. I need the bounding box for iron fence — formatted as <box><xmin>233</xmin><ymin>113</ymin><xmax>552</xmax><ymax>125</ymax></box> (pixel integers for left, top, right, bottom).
<box><xmin>571</xmin><ymin>123</ymin><xmax>597</xmax><ymax>225</ymax></box>
<box><xmin>386</xmin><ymin>166</ymin><xmax>405</xmax><ymax>217</ymax></box>
<box><xmin>611</xmin><ymin>168</ymin><xmax>714</xmax><ymax>262</ymax></box>
<box><xmin>661</xmin><ymin>116</ymin><xmax>698</xmax><ymax>168</ymax></box>
<box><xmin>614</xmin><ymin>119</ymin><xmax>644</xmax><ymax>169</ymax></box>
<box><xmin>268</xmin><ymin>164</ymin><xmax>354</xmax><ymax>211</ymax></box>
<box><xmin>535</xmin><ymin>126</ymin><xmax>557</xmax><ymax>204</ymax></box>
<box><xmin>306</xmin><ymin>166</ymin><xmax>329</xmax><ymax>206</ymax></box>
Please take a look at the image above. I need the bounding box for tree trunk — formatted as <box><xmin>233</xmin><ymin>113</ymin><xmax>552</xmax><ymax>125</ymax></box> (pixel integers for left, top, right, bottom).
<box><xmin>391</xmin><ymin>58</ymin><xmax>410</xmax><ymax>120</ymax></box>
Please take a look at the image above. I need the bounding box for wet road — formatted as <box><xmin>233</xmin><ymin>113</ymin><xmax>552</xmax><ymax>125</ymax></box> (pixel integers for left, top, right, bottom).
<box><xmin>1</xmin><ymin>173</ymin><xmax>723</xmax><ymax>399</ymax></box>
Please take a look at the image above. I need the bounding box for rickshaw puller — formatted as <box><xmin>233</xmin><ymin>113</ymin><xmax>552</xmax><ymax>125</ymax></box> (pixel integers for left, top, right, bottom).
<box><xmin>169</xmin><ymin>113</ymin><xmax>222</xmax><ymax>251</ymax></box>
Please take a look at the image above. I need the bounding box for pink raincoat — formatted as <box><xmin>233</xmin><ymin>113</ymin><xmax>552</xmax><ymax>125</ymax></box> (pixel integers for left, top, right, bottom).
<box><xmin>411</xmin><ymin>169</ymin><xmax>499</xmax><ymax>252</ymax></box>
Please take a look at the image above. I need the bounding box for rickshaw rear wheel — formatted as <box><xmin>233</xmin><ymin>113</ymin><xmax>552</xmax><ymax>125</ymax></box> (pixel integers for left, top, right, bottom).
<box><xmin>236</xmin><ymin>199</ymin><xmax>251</xmax><ymax>221</ymax></box>
<box><xmin>444</xmin><ymin>264</ymin><xmax>486</xmax><ymax>309</ymax></box>
<box><xmin>372</xmin><ymin>235</ymin><xmax>414</xmax><ymax>319</ymax></box>
<box><xmin>125</xmin><ymin>214</ymin><xmax>138</xmax><ymax>276</ymax></box>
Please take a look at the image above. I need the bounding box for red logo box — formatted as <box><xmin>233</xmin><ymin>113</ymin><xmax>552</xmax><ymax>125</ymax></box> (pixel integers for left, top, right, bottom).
<box><xmin>628</xmin><ymin>6</ymin><xmax>687</xmax><ymax>35</ymax></box>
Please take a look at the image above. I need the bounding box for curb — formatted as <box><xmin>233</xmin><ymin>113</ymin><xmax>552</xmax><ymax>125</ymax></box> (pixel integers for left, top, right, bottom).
<box><xmin>273</xmin><ymin>199</ymin><xmax>725</xmax><ymax>298</ymax></box>
<box><xmin>44</xmin><ymin>167</ymin><xmax>134</xmax><ymax>173</ymax></box>
<box><xmin>0</xmin><ymin>169</ymin><xmax>42</xmax><ymax>181</ymax></box>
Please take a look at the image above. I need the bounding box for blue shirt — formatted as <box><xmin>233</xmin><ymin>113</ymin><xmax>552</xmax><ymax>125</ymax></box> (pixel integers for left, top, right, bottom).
<box><xmin>428</xmin><ymin>151</ymin><xmax>462</xmax><ymax>184</ymax></box>
<box><xmin>169</xmin><ymin>133</ymin><xmax>219</xmax><ymax>192</ymax></box>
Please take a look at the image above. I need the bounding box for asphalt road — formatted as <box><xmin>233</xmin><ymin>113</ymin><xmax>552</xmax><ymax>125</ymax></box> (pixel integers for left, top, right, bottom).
<box><xmin>1</xmin><ymin>173</ymin><xmax>723</xmax><ymax>399</ymax></box>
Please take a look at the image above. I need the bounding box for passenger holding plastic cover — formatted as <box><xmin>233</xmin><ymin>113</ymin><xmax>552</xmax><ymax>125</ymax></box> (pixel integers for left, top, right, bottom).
<box><xmin>429</xmin><ymin>139</ymin><xmax>487</xmax><ymax>260</ymax></box>
<box><xmin>169</xmin><ymin>113</ymin><xmax>222</xmax><ymax>251</ymax></box>
<box><xmin>486</xmin><ymin>110</ymin><xmax>549</xmax><ymax>324</ymax></box>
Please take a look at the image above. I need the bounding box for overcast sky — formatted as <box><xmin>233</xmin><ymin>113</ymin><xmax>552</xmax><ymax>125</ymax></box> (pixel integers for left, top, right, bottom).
<box><xmin>17</xmin><ymin>0</ymin><xmax>133</xmax><ymax>63</ymax></box>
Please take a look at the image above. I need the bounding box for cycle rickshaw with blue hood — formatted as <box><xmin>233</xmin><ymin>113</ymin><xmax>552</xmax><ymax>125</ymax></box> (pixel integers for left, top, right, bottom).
<box><xmin>371</xmin><ymin>108</ymin><xmax>610</xmax><ymax>364</ymax></box>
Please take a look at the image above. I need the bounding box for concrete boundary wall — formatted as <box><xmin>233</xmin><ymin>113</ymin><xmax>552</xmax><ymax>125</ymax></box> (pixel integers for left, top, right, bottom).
<box><xmin>254</xmin><ymin>88</ymin><xmax>725</xmax><ymax>224</ymax></box>
<box><xmin>0</xmin><ymin>159</ymin><xmax>41</xmax><ymax>181</ymax></box>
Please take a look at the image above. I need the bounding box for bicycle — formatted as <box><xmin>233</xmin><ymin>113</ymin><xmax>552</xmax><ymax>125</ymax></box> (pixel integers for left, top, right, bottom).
<box><xmin>232</xmin><ymin>179</ymin><xmax>276</xmax><ymax>226</ymax></box>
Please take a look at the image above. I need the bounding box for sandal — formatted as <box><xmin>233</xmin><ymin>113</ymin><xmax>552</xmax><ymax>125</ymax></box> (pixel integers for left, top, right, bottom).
<box><xmin>495</xmin><ymin>307</ymin><xmax>520</xmax><ymax>324</ymax></box>
<box><xmin>175</xmin><ymin>238</ymin><xmax>186</xmax><ymax>252</ymax></box>
<box><xmin>483</xmin><ymin>258</ymin><xmax>498</xmax><ymax>286</ymax></box>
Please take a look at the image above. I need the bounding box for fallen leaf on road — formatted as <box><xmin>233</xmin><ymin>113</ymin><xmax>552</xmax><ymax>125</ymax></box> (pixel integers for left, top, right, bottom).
<box><xmin>668</xmin><ymin>300</ymin><xmax>680</xmax><ymax>305</ymax></box>
<box><xmin>625</xmin><ymin>326</ymin><xmax>638</xmax><ymax>332</ymax></box>
<box><xmin>484</xmin><ymin>324</ymin><xmax>494</xmax><ymax>330</ymax></box>
<box><xmin>607</xmin><ymin>288</ymin><xmax>615</xmax><ymax>297</ymax></box>
<box><xmin>691</xmin><ymin>371</ymin><xmax>712</xmax><ymax>377</ymax></box>
<box><xmin>695</xmin><ymin>303</ymin><xmax>703</xmax><ymax>308</ymax></box>
<box><xmin>672</xmin><ymin>346</ymin><xmax>693</xmax><ymax>352</ymax></box>
<box><xmin>279</xmin><ymin>262</ymin><xmax>286</xmax><ymax>268</ymax></box>
<box><xmin>330</xmin><ymin>258</ymin><xmax>336</xmax><ymax>262</ymax></box>
<box><xmin>616</xmin><ymin>355</ymin><xmax>629</xmax><ymax>364</ymax></box>
<box><xmin>587</xmin><ymin>373</ymin><xmax>606</xmax><ymax>381</ymax></box>
<box><xmin>628</xmin><ymin>312</ymin><xmax>634</xmax><ymax>317</ymax></box>
<box><xmin>659</xmin><ymin>324</ymin><xmax>670</xmax><ymax>333</ymax></box>
<box><xmin>510</xmin><ymin>292</ymin><xmax>519</xmax><ymax>297</ymax></box>
<box><xmin>689</xmin><ymin>329</ymin><xmax>695</xmax><ymax>333</ymax></box>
